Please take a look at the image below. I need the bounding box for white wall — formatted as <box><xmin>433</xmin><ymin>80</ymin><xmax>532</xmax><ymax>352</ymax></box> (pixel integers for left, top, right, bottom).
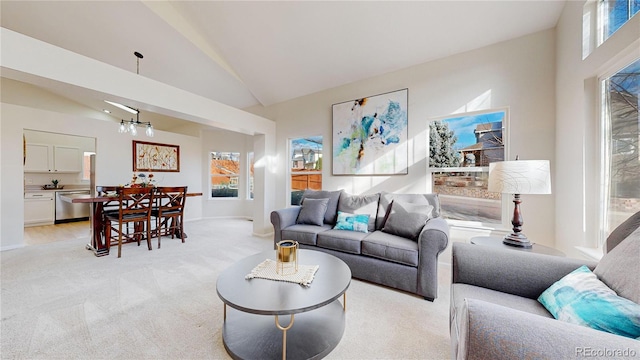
<box><xmin>0</xmin><ymin>100</ymin><xmax>204</xmax><ymax>251</ymax></box>
<box><xmin>248</xmin><ymin>29</ymin><xmax>558</xmax><ymax>252</ymax></box>
<box><xmin>555</xmin><ymin>3</ymin><xmax>640</xmax><ymax>257</ymax></box>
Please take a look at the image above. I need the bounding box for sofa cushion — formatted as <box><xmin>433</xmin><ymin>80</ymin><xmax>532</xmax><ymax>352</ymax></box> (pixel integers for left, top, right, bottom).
<box><xmin>333</xmin><ymin>211</ymin><xmax>370</xmax><ymax>233</ymax></box>
<box><xmin>381</xmin><ymin>200</ymin><xmax>433</xmax><ymax>240</ymax></box>
<box><xmin>538</xmin><ymin>265</ymin><xmax>640</xmax><ymax>339</ymax></box>
<box><xmin>337</xmin><ymin>192</ymin><xmax>380</xmax><ymax>232</ymax></box>
<box><xmin>377</xmin><ymin>191</ymin><xmax>441</xmax><ymax>230</ymax></box>
<box><xmin>296</xmin><ymin>198</ymin><xmax>329</xmax><ymax>226</ymax></box>
<box><xmin>361</xmin><ymin>230</ymin><xmax>419</xmax><ymax>266</ymax></box>
<box><xmin>302</xmin><ymin>189</ymin><xmax>343</xmax><ymax>224</ymax></box>
<box><xmin>281</xmin><ymin>223</ymin><xmax>332</xmax><ymax>246</ymax></box>
<box><xmin>317</xmin><ymin>229</ymin><xmax>367</xmax><ymax>254</ymax></box>
<box><xmin>594</xmin><ymin>226</ymin><xmax>640</xmax><ymax>304</ymax></box>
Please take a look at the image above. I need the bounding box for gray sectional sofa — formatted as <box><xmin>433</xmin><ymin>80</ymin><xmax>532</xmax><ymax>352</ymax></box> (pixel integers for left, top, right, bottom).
<box><xmin>450</xmin><ymin>211</ymin><xmax>640</xmax><ymax>359</ymax></box>
<box><xmin>270</xmin><ymin>189</ymin><xmax>450</xmax><ymax>301</ymax></box>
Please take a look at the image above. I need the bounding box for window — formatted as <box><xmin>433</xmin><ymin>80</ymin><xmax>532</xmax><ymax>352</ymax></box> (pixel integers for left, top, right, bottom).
<box><xmin>600</xmin><ymin>0</ymin><xmax>640</xmax><ymax>43</ymax></box>
<box><xmin>429</xmin><ymin>109</ymin><xmax>507</xmax><ymax>226</ymax></box>
<box><xmin>247</xmin><ymin>152</ymin><xmax>254</xmax><ymax>200</ymax></box>
<box><xmin>290</xmin><ymin>136</ymin><xmax>323</xmax><ymax>205</ymax></box>
<box><xmin>210</xmin><ymin>151</ymin><xmax>240</xmax><ymax>198</ymax></box>
<box><xmin>600</xmin><ymin>58</ymin><xmax>640</xmax><ymax>243</ymax></box>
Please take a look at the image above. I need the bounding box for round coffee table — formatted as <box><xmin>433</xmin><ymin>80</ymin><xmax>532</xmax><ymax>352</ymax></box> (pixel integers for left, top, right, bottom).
<box><xmin>216</xmin><ymin>249</ymin><xmax>351</xmax><ymax>360</ymax></box>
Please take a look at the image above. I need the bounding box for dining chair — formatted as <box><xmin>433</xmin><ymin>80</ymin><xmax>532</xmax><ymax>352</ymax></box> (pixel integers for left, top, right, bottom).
<box><xmin>95</xmin><ymin>186</ymin><xmax>122</xmax><ymax>248</ymax></box>
<box><xmin>104</xmin><ymin>187</ymin><xmax>155</xmax><ymax>258</ymax></box>
<box><xmin>151</xmin><ymin>186</ymin><xmax>187</xmax><ymax>249</ymax></box>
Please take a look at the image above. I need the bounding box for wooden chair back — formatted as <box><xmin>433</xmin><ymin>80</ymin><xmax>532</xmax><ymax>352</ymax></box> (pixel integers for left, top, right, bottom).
<box><xmin>153</xmin><ymin>186</ymin><xmax>188</xmax><ymax>247</ymax></box>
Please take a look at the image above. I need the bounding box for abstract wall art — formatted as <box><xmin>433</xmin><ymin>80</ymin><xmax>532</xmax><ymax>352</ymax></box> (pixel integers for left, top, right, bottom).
<box><xmin>332</xmin><ymin>88</ymin><xmax>408</xmax><ymax>175</ymax></box>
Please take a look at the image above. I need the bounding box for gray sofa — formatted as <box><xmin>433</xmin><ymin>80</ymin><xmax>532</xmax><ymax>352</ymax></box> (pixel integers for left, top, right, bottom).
<box><xmin>271</xmin><ymin>190</ymin><xmax>450</xmax><ymax>301</ymax></box>
<box><xmin>450</xmin><ymin>211</ymin><xmax>640</xmax><ymax>359</ymax></box>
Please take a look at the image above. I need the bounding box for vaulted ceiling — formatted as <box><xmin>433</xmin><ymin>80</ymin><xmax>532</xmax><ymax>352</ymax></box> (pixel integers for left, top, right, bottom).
<box><xmin>1</xmin><ymin>1</ymin><xmax>566</xmax><ymax>131</ymax></box>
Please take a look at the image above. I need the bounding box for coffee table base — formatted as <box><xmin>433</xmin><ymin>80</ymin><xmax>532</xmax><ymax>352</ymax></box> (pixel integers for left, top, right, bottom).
<box><xmin>222</xmin><ymin>299</ymin><xmax>345</xmax><ymax>360</ymax></box>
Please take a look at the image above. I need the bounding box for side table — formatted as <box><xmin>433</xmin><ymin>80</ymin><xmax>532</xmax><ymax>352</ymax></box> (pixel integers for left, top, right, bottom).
<box><xmin>470</xmin><ymin>236</ymin><xmax>565</xmax><ymax>257</ymax></box>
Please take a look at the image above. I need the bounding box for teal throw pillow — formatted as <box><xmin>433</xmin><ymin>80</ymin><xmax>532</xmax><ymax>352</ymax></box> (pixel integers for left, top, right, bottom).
<box><xmin>538</xmin><ymin>265</ymin><xmax>640</xmax><ymax>339</ymax></box>
<box><xmin>334</xmin><ymin>211</ymin><xmax>370</xmax><ymax>233</ymax></box>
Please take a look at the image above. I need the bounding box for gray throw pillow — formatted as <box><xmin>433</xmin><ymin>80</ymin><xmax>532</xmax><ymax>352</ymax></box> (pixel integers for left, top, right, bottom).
<box><xmin>296</xmin><ymin>198</ymin><xmax>329</xmax><ymax>226</ymax></box>
<box><xmin>382</xmin><ymin>200</ymin><xmax>434</xmax><ymax>241</ymax></box>
<box><xmin>594</xmin><ymin>226</ymin><xmax>640</xmax><ymax>304</ymax></box>
<box><xmin>302</xmin><ymin>189</ymin><xmax>343</xmax><ymax>224</ymax></box>
<box><xmin>604</xmin><ymin>210</ymin><xmax>640</xmax><ymax>253</ymax></box>
<box><xmin>376</xmin><ymin>191</ymin><xmax>441</xmax><ymax>230</ymax></box>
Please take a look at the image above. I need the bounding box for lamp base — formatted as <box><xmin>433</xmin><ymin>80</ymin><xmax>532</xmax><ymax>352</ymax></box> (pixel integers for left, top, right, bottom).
<box><xmin>503</xmin><ymin>233</ymin><xmax>533</xmax><ymax>248</ymax></box>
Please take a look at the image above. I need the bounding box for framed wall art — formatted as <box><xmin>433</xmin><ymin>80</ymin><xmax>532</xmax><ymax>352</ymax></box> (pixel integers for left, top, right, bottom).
<box><xmin>332</xmin><ymin>88</ymin><xmax>408</xmax><ymax>175</ymax></box>
<box><xmin>132</xmin><ymin>140</ymin><xmax>180</xmax><ymax>172</ymax></box>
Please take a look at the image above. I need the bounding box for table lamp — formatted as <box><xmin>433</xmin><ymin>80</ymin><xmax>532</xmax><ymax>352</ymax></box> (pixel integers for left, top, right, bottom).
<box><xmin>488</xmin><ymin>158</ymin><xmax>551</xmax><ymax>248</ymax></box>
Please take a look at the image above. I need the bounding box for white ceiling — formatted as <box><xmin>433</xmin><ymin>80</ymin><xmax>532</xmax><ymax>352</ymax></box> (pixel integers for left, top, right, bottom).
<box><xmin>1</xmin><ymin>0</ymin><xmax>566</xmax><ymax>131</ymax></box>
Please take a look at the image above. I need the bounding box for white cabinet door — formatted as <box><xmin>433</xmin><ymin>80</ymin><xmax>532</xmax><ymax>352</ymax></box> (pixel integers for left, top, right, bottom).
<box><xmin>24</xmin><ymin>193</ymin><xmax>55</xmax><ymax>226</ymax></box>
<box><xmin>24</xmin><ymin>143</ymin><xmax>52</xmax><ymax>172</ymax></box>
<box><xmin>24</xmin><ymin>144</ymin><xmax>81</xmax><ymax>173</ymax></box>
<box><xmin>54</xmin><ymin>146</ymin><xmax>81</xmax><ymax>172</ymax></box>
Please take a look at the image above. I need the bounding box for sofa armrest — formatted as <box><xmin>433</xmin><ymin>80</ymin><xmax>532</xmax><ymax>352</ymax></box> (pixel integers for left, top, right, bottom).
<box><xmin>416</xmin><ymin>217</ymin><xmax>450</xmax><ymax>300</ymax></box>
<box><xmin>455</xmin><ymin>299</ymin><xmax>640</xmax><ymax>360</ymax></box>
<box><xmin>452</xmin><ymin>242</ymin><xmax>598</xmax><ymax>299</ymax></box>
<box><xmin>270</xmin><ymin>206</ymin><xmax>301</xmax><ymax>246</ymax></box>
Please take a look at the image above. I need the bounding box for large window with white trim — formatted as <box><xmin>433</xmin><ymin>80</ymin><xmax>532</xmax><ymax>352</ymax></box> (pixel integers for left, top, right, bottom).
<box><xmin>600</xmin><ymin>58</ymin><xmax>640</xmax><ymax>243</ymax></box>
<box><xmin>599</xmin><ymin>0</ymin><xmax>639</xmax><ymax>43</ymax></box>
<box><xmin>210</xmin><ymin>151</ymin><xmax>240</xmax><ymax>198</ymax></box>
<box><xmin>247</xmin><ymin>152</ymin><xmax>254</xmax><ymax>200</ymax></box>
<box><xmin>429</xmin><ymin>109</ymin><xmax>507</xmax><ymax>226</ymax></box>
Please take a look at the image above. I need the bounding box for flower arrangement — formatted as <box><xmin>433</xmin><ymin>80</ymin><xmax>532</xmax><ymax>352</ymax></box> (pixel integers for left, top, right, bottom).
<box><xmin>127</xmin><ymin>172</ymin><xmax>156</xmax><ymax>188</ymax></box>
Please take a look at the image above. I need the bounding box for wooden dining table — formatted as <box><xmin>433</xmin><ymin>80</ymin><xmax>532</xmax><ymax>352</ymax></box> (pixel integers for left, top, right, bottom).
<box><xmin>68</xmin><ymin>191</ymin><xmax>202</xmax><ymax>257</ymax></box>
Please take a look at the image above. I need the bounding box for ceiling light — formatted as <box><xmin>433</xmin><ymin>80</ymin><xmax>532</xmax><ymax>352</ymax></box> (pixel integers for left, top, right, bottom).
<box><xmin>118</xmin><ymin>113</ymin><xmax>153</xmax><ymax>138</ymax></box>
<box><xmin>103</xmin><ymin>109</ymin><xmax>111</xmax><ymax>114</ymax></box>
<box><xmin>113</xmin><ymin>52</ymin><xmax>153</xmax><ymax>137</ymax></box>
<box><xmin>104</xmin><ymin>100</ymin><xmax>138</xmax><ymax>114</ymax></box>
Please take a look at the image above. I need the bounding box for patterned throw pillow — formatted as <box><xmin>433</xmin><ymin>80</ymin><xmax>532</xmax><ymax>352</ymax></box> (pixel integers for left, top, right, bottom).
<box><xmin>538</xmin><ymin>265</ymin><xmax>640</xmax><ymax>339</ymax></box>
<box><xmin>333</xmin><ymin>211</ymin><xmax>370</xmax><ymax>233</ymax></box>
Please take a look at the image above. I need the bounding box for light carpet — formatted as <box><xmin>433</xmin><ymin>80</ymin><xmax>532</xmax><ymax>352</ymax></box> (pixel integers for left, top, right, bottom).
<box><xmin>2</xmin><ymin>218</ymin><xmax>451</xmax><ymax>359</ymax></box>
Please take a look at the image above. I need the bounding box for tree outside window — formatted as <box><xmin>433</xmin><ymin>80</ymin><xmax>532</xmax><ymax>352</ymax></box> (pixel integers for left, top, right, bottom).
<box><xmin>601</xmin><ymin>58</ymin><xmax>640</xmax><ymax>241</ymax></box>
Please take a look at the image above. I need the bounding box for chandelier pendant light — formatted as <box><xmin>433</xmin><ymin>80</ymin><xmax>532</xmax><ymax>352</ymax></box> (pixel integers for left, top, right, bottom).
<box><xmin>111</xmin><ymin>51</ymin><xmax>154</xmax><ymax>137</ymax></box>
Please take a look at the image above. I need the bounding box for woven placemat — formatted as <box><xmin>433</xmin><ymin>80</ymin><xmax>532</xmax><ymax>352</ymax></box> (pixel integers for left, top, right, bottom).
<box><xmin>245</xmin><ymin>259</ymin><xmax>319</xmax><ymax>287</ymax></box>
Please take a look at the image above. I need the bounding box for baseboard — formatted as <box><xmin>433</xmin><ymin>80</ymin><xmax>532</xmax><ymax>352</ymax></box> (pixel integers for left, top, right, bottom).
<box><xmin>1</xmin><ymin>244</ymin><xmax>25</xmax><ymax>252</ymax></box>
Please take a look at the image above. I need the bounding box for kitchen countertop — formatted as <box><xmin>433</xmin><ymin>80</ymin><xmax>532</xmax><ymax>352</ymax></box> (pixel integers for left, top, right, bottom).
<box><xmin>24</xmin><ymin>185</ymin><xmax>90</xmax><ymax>194</ymax></box>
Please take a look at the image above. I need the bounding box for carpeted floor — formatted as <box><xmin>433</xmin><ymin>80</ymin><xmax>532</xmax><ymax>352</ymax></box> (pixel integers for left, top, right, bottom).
<box><xmin>3</xmin><ymin>218</ymin><xmax>451</xmax><ymax>359</ymax></box>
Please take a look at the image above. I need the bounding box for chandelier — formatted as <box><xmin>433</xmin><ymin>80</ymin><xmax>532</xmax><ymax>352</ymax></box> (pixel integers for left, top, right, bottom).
<box><xmin>108</xmin><ymin>51</ymin><xmax>154</xmax><ymax>137</ymax></box>
<box><xmin>118</xmin><ymin>112</ymin><xmax>154</xmax><ymax>137</ymax></box>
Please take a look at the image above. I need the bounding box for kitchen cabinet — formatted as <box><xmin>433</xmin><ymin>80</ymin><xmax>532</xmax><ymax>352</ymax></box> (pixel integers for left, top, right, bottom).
<box><xmin>24</xmin><ymin>192</ymin><xmax>55</xmax><ymax>226</ymax></box>
<box><xmin>24</xmin><ymin>144</ymin><xmax>81</xmax><ymax>173</ymax></box>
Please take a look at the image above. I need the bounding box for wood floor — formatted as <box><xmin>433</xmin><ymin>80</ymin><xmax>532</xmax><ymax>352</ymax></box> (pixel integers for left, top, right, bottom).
<box><xmin>23</xmin><ymin>220</ymin><xmax>91</xmax><ymax>246</ymax></box>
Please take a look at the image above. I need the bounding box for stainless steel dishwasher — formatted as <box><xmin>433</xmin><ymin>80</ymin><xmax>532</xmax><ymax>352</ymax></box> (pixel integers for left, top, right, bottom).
<box><xmin>55</xmin><ymin>190</ymin><xmax>90</xmax><ymax>223</ymax></box>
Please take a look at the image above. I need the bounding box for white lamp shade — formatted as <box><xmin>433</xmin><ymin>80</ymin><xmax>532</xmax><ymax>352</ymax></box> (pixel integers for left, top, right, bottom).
<box><xmin>488</xmin><ymin>160</ymin><xmax>551</xmax><ymax>194</ymax></box>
